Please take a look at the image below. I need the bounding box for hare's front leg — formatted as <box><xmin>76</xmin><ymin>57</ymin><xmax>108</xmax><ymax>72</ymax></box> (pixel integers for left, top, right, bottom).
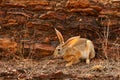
<box><xmin>66</xmin><ymin>61</ymin><xmax>73</xmax><ymax>67</ymax></box>
<box><xmin>65</xmin><ymin>56</ymin><xmax>79</xmax><ymax>66</ymax></box>
<box><xmin>65</xmin><ymin>56</ymin><xmax>74</xmax><ymax>66</ymax></box>
<box><xmin>65</xmin><ymin>55</ymin><xmax>75</xmax><ymax>66</ymax></box>
<box><xmin>66</xmin><ymin>59</ymin><xmax>80</xmax><ymax>67</ymax></box>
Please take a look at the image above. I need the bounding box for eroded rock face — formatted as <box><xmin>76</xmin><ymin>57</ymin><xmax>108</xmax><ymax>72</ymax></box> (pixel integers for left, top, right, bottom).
<box><xmin>0</xmin><ymin>0</ymin><xmax>119</xmax><ymax>58</ymax></box>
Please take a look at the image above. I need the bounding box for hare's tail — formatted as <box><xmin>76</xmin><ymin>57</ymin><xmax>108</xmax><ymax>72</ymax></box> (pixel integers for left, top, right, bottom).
<box><xmin>86</xmin><ymin>40</ymin><xmax>95</xmax><ymax>59</ymax></box>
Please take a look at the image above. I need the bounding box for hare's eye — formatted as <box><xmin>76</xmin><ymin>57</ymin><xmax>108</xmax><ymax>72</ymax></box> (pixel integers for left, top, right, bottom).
<box><xmin>58</xmin><ymin>49</ymin><xmax>60</xmax><ymax>52</ymax></box>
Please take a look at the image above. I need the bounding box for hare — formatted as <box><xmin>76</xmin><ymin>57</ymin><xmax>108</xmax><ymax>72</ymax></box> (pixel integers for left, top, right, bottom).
<box><xmin>54</xmin><ymin>28</ymin><xmax>95</xmax><ymax>66</ymax></box>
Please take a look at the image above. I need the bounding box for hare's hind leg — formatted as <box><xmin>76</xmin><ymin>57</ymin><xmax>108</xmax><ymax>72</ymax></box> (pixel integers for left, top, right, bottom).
<box><xmin>86</xmin><ymin>49</ymin><xmax>95</xmax><ymax>64</ymax></box>
<box><xmin>86</xmin><ymin>40</ymin><xmax>95</xmax><ymax>64</ymax></box>
<box><xmin>85</xmin><ymin>51</ymin><xmax>90</xmax><ymax>64</ymax></box>
<box><xmin>86</xmin><ymin>53</ymin><xmax>90</xmax><ymax>64</ymax></box>
<box><xmin>85</xmin><ymin>40</ymin><xmax>91</xmax><ymax>64</ymax></box>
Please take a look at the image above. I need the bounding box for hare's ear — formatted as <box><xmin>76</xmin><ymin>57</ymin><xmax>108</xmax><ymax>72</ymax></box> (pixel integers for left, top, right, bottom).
<box><xmin>55</xmin><ymin>28</ymin><xmax>64</xmax><ymax>44</ymax></box>
<box><xmin>62</xmin><ymin>36</ymin><xmax>80</xmax><ymax>47</ymax></box>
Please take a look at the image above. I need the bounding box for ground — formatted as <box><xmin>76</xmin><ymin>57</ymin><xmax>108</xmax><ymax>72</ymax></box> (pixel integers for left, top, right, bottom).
<box><xmin>0</xmin><ymin>56</ymin><xmax>119</xmax><ymax>80</ymax></box>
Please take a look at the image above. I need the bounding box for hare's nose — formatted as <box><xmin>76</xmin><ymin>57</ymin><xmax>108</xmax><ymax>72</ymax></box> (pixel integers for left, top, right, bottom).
<box><xmin>58</xmin><ymin>51</ymin><xmax>61</xmax><ymax>54</ymax></box>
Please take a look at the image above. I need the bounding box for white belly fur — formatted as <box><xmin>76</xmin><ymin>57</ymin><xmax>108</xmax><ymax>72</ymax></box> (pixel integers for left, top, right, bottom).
<box><xmin>80</xmin><ymin>50</ymin><xmax>88</xmax><ymax>59</ymax></box>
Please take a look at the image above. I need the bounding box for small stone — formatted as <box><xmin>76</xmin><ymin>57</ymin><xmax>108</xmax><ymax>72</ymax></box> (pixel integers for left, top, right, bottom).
<box><xmin>43</xmin><ymin>37</ymin><xmax>50</xmax><ymax>44</ymax></box>
<box><xmin>39</xmin><ymin>73</ymin><xmax>48</xmax><ymax>78</ymax></box>
<box><xmin>47</xmin><ymin>60</ymin><xmax>55</xmax><ymax>65</ymax></box>
<box><xmin>91</xmin><ymin>65</ymin><xmax>105</xmax><ymax>71</ymax></box>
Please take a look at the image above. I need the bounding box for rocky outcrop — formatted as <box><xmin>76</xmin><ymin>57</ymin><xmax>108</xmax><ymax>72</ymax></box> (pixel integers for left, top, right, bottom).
<box><xmin>0</xmin><ymin>0</ymin><xmax>119</xmax><ymax>58</ymax></box>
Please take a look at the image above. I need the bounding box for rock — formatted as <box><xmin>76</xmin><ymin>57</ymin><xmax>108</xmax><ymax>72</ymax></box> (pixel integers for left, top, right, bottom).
<box><xmin>34</xmin><ymin>43</ymin><xmax>55</xmax><ymax>52</ymax></box>
<box><xmin>0</xmin><ymin>0</ymin><xmax>2</xmax><ymax>3</ymax></box>
<box><xmin>34</xmin><ymin>43</ymin><xmax>55</xmax><ymax>57</ymax></box>
<box><xmin>24</xmin><ymin>43</ymin><xmax>55</xmax><ymax>55</ymax></box>
<box><xmin>8</xmin><ymin>19</ymin><xmax>16</xmax><ymax>23</ymax></box>
<box><xmin>47</xmin><ymin>60</ymin><xmax>55</xmax><ymax>65</ymax></box>
<box><xmin>32</xmin><ymin>5</ymin><xmax>53</xmax><ymax>11</ymax></box>
<box><xmin>115</xmin><ymin>12</ymin><xmax>120</xmax><ymax>17</ymax></box>
<box><xmin>39</xmin><ymin>73</ymin><xmax>48</xmax><ymax>79</ymax></box>
<box><xmin>66</xmin><ymin>0</ymin><xmax>90</xmax><ymax>8</ymax></box>
<box><xmin>0</xmin><ymin>11</ymin><xmax>5</xmax><ymax>15</ymax></box>
<box><xmin>112</xmin><ymin>0</ymin><xmax>120</xmax><ymax>3</ymax></box>
<box><xmin>7</xmin><ymin>12</ymin><xmax>31</xmax><ymax>18</ymax></box>
<box><xmin>98</xmin><ymin>15</ymin><xmax>107</xmax><ymax>18</ymax></box>
<box><xmin>43</xmin><ymin>37</ymin><xmax>50</xmax><ymax>44</ymax></box>
<box><xmin>0</xmin><ymin>0</ymin><xmax>119</xmax><ymax>60</ymax></box>
<box><xmin>0</xmin><ymin>3</ymin><xmax>26</xmax><ymax>8</ymax></box>
<box><xmin>91</xmin><ymin>65</ymin><xmax>105</xmax><ymax>71</ymax></box>
<box><xmin>0</xmin><ymin>38</ymin><xmax>17</xmax><ymax>58</ymax></box>
<box><xmin>27</xmin><ymin>1</ymin><xmax>49</xmax><ymax>6</ymax></box>
<box><xmin>100</xmin><ymin>19</ymin><xmax>119</xmax><ymax>27</ymax></box>
<box><xmin>84</xmin><ymin>74</ymin><xmax>94</xmax><ymax>79</ymax></box>
<box><xmin>49</xmin><ymin>1</ymin><xmax>57</xmax><ymax>6</ymax></box>
<box><xmin>99</xmin><ymin>10</ymin><xmax>117</xmax><ymax>16</ymax></box>
<box><xmin>18</xmin><ymin>74</ymin><xmax>26</xmax><ymax>79</ymax></box>
<box><xmin>39</xmin><ymin>11</ymin><xmax>67</xmax><ymax>20</ymax></box>
<box><xmin>39</xmin><ymin>11</ymin><xmax>55</xmax><ymax>19</ymax></box>
<box><xmin>49</xmin><ymin>70</ymin><xmax>64</xmax><ymax>78</ymax></box>
<box><xmin>90</xmin><ymin>5</ymin><xmax>102</xmax><ymax>12</ymax></box>
<box><xmin>0</xmin><ymin>38</ymin><xmax>17</xmax><ymax>52</ymax></box>
<box><xmin>16</xmin><ymin>16</ymin><xmax>27</xmax><ymax>24</ymax></box>
<box><xmin>26</xmin><ymin>20</ymin><xmax>53</xmax><ymax>28</ymax></box>
<box><xmin>54</xmin><ymin>70</ymin><xmax>64</xmax><ymax>76</ymax></box>
<box><xmin>2</xmin><ymin>22</ymin><xmax>18</xmax><ymax>27</ymax></box>
<box><xmin>69</xmin><ymin>8</ymin><xmax>97</xmax><ymax>16</ymax></box>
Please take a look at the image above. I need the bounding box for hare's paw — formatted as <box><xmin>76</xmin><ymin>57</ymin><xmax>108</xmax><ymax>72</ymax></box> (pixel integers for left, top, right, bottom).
<box><xmin>65</xmin><ymin>62</ymin><xmax>73</xmax><ymax>67</ymax></box>
<box><xmin>66</xmin><ymin>63</ymin><xmax>72</xmax><ymax>67</ymax></box>
<box><xmin>86</xmin><ymin>59</ymin><xmax>90</xmax><ymax>64</ymax></box>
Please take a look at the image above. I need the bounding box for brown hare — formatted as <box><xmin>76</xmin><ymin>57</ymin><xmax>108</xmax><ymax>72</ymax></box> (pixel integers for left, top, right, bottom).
<box><xmin>54</xmin><ymin>28</ymin><xmax>95</xmax><ymax>66</ymax></box>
